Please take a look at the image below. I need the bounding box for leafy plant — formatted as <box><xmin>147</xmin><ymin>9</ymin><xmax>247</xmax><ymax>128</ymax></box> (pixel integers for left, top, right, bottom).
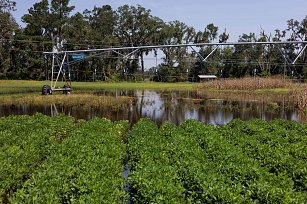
<box><xmin>0</xmin><ymin>113</ymin><xmax>76</xmax><ymax>202</ymax></box>
<box><xmin>11</xmin><ymin>118</ymin><xmax>128</xmax><ymax>203</ymax></box>
<box><xmin>128</xmin><ymin>118</ymin><xmax>307</xmax><ymax>203</ymax></box>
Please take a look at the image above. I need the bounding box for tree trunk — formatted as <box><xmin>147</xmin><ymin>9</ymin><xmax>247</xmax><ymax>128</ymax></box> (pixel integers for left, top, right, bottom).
<box><xmin>140</xmin><ymin>51</ymin><xmax>145</xmax><ymax>81</ymax></box>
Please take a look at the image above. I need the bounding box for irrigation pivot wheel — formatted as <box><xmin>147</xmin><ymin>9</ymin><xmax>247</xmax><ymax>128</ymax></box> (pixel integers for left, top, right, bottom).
<box><xmin>63</xmin><ymin>84</ymin><xmax>71</xmax><ymax>94</ymax></box>
<box><xmin>42</xmin><ymin>85</ymin><xmax>52</xmax><ymax>95</ymax></box>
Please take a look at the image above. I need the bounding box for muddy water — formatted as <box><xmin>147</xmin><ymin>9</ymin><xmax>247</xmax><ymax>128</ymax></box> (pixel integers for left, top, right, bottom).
<box><xmin>0</xmin><ymin>90</ymin><xmax>304</xmax><ymax>125</ymax></box>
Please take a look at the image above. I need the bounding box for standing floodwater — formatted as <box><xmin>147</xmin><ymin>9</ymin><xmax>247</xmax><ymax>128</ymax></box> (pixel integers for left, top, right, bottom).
<box><xmin>0</xmin><ymin>90</ymin><xmax>304</xmax><ymax>125</ymax></box>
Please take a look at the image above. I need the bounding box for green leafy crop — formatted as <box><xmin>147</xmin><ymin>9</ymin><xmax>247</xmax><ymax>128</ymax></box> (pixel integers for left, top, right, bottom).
<box><xmin>0</xmin><ymin>113</ymin><xmax>76</xmax><ymax>203</ymax></box>
<box><xmin>1</xmin><ymin>115</ymin><xmax>307</xmax><ymax>203</ymax></box>
<box><xmin>128</xmin><ymin>119</ymin><xmax>307</xmax><ymax>203</ymax></box>
<box><xmin>11</xmin><ymin>118</ymin><xmax>128</xmax><ymax>203</ymax></box>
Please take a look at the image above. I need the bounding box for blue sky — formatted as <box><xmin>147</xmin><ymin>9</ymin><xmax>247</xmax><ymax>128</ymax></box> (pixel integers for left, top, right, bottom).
<box><xmin>13</xmin><ymin>0</ymin><xmax>306</xmax><ymax>41</ymax></box>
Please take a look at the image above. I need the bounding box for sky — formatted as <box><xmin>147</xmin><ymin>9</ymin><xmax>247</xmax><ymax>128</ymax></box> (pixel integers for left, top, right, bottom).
<box><xmin>13</xmin><ymin>0</ymin><xmax>307</xmax><ymax>42</ymax></box>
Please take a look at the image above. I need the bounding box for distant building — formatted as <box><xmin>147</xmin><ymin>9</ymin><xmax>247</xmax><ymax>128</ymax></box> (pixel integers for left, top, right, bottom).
<box><xmin>198</xmin><ymin>75</ymin><xmax>217</xmax><ymax>82</ymax></box>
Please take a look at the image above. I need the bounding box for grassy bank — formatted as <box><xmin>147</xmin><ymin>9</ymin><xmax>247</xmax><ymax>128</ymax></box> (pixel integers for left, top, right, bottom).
<box><xmin>0</xmin><ymin>94</ymin><xmax>132</xmax><ymax>111</ymax></box>
<box><xmin>0</xmin><ymin>80</ymin><xmax>48</xmax><ymax>94</ymax></box>
<box><xmin>0</xmin><ymin>80</ymin><xmax>198</xmax><ymax>94</ymax></box>
<box><xmin>1</xmin><ymin>78</ymin><xmax>302</xmax><ymax>95</ymax></box>
<box><xmin>2</xmin><ymin>79</ymin><xmax>307</xmax><ymax>112</ymax></box>
<box><xmin>73</xmin><ymin>81</ymin><xmax>198</xmax><ymax>91</ymax></box>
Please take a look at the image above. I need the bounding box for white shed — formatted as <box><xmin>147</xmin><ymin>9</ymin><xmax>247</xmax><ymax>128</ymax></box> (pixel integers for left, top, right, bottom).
<box><xmin>198</xmin><ymin>75</ymin><xmax>217</xmax><ymax>81</ymax></box>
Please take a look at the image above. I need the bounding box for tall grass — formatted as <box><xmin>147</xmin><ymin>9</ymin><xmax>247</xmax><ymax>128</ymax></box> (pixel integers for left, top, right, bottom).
<box><xmin>0</xmin><ymin>94</ymin><xmax>132</xmax><ymax>110</ymax></box>
<box><xmin>293</xmin><ymin>89</ymin><xmax>307</xmax><ymax>112</ymax></box>
<box><xmin>196</xmin><ymin>91</ymin><xmax>291</xmax><ymax>103</ymax></box>
<box><xmin>199</xmin><ymin>77</ymin><xmax>294</xmax><ymax>91</ymax></box>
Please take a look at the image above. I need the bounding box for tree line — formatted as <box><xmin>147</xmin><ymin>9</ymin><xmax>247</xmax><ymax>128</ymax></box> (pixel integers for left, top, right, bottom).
<box><xmin>0</xmin><ymin>0</ymin><xmax>306</xmax><ymax>81</ymax></box>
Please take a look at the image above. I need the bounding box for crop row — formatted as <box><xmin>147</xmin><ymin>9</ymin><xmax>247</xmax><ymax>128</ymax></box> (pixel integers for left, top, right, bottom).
<box><xmin>0</xmin><ymin>114</ymin><xmax>128</xmax><ymax>203</ymax></box>
<box><xmin>11</xmin><ymin>118</ymin><xmax>128</xmax><ymax>203</ymax></box>
<box><xmin>222</xmin><ymin>119</ymin><xmax>307</xmax><ymax>192</ymax></box>
<box><xmin>128</xmin><ymin>119</ymin><xmax>307</xmax><ymax>203</ymax></box>
<box><xmin>1</xmin><ymin>114</ymin><xmax>307</xmax><ymax>203</ymax></box>
<box><xmin>0</xmin><ymin>114</ymin><xmax>76</xmax><ymax>203</ymax></box>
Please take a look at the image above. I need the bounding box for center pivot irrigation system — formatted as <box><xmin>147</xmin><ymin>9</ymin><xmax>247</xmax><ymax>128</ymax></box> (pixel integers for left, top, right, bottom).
<box><xmin>41</xmin><ymin>41</ymin><xmax>307</xmax><ymax>95</ymax></box>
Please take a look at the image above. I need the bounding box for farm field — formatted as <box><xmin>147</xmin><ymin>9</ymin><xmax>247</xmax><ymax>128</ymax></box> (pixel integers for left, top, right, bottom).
<box><xmin>0</xmin><ymin>114</ymin><xmax>307</xmax><ymax>203</ymax></box>
<box><xmin>0</xmin><ymin>114</ymin><xmax>128</xmax><ymax>203</ymax></box>
<box><xmin>0</xmin><ymin>80</ymin><xmax>198</xmax><ymax>95</ymax></box>
<box><xmin>0</xmin><ymin>78</ymin><xmax>301</xmax><ymax>95</ymax></box>
<box><xmin>129</xmin><ymin>119</ymin><xmax>307</xmax><ymax>203</ymax></box>
<box><xmin>2</xmin><ymin>1</ymin><xmax>306</xmax><ymax>202</ymax></box>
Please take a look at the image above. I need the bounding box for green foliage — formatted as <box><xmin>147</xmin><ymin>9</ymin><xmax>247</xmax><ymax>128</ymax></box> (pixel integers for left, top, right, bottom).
<box><xmin>0</xmin><ymin>0</ymin><xmax>15</xmax><ymax>12</ymax></box>
<box><xmin>0</xmin><ymin>113</ymin><xmax>76</xmax><ymax>202</ymax></box>
<box><xmin>1</xmin><ymin>114</ymin><xmax>307</xmax><ymax>203</ymax></box>
<box><xmin>128</xmin><ymin>118</ymin><xmax>307</xmax><ymax>203</ymax></box>
<box><xmin>128</xmin><ymin>119</ymin><xmax>186</xmax><ymax>203</ymax></box>
<box><xmin>0</xmin><ymin>0</ymin><xmax>17</xmax><ymax>79</ymax></box>
<box><xmin>223</xmin><ymin>119</ymin><xmax>307</xmax><ymax>192</ymax></box>
<box><xmin>1</xmin><ymin>0</ymin><xmax>306</xmax><ymax>80</ymax></box>
<box><xmin>11</xmin><ymin>118</ymin><xmax>128</xmax><ymax>203</ymax></box>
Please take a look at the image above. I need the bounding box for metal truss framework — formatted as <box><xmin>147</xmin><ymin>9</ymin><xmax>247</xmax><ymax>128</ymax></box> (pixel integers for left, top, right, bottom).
<box><xmin>43</xmin><ymin>41</ymin><xmax>307</xmax><ymax>90</ymax></box>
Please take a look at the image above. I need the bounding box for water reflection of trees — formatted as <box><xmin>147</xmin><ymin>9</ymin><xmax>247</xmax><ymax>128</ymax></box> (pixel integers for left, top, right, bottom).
<box><xmin>0</xmin><ymin>90</ymin><xmax>305</xmax><ymax>125</ymax></box>
<box><xmin>130</xmin><ymin>90</ymin><xmax>302</xmax><ymax>125</ymax></box>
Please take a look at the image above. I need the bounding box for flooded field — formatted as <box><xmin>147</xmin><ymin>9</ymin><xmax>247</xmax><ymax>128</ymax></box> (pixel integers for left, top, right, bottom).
<box><xmin>0</xmin><ymin>90</ymin><xmax>304</xmax><ymax>125</ymax></box>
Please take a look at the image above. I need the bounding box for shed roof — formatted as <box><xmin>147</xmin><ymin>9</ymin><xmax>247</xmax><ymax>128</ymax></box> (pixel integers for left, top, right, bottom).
<box><xmin>198</xmin><ymin>75</ymin><xmax>217</xmax><ymax>79</ymax></box>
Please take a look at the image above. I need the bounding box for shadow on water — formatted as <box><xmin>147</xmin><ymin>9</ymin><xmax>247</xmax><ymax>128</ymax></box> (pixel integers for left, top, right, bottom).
<box><xmin>0</xmin><ymin>90</ymin><xmax>304</xmax><ymax>125</ymax></box>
